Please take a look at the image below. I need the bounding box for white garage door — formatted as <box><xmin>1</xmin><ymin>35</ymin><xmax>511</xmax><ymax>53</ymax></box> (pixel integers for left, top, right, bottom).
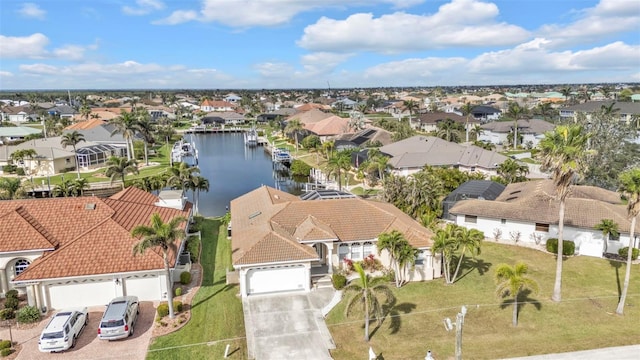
<box><xmin>247</xmin><ymin>265</ymin><xmax>307</xmax><ymax>295</ymax></box>
<box><xmin>48</xmin><ymin>279</ymin><xmax>115</xmax><ymax>309</ymax></box>
<box><xmin>124</xmin><ymin>274</ymin><xmax>163</xmax><ymax>301</ymax></box>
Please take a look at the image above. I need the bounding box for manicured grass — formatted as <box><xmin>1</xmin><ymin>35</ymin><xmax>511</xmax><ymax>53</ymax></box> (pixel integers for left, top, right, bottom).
<box><xmin>326</xmin><ymin>242</ymin><xmax>640</xmax><ymax>359</ymax></box>
<box><xmin>147</xmin><ymin>219</ymin><xmax>247</xmax><ymax>360</ymax></box>
<box><xmin>349</xmin><ymin>186</ymin><xmax>380</xmax><ymax>197</ymax></box>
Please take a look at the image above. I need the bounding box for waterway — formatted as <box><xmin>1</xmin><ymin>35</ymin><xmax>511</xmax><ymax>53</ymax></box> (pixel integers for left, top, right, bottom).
<box><xmin>186</xmin><ymin>132</ymin><xmax>304</xmax><ymax>217</ymax></box>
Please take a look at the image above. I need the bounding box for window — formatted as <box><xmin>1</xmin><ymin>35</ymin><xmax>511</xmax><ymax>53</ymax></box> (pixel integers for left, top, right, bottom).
<box><xmin>338</xmin><ymin>244</ymin><xmax>349</xmax><ymax>262</ymax></box>
<box><xmin>14</xmin><ymin>259</ymin><xmax>30</xmax><ymax>276</ymax></box>
<box><xmin>465</xmin><ymin>215</ymin><xmax>477</xmax><ymax>224</ymax></box>
<box><xmin>363</xmin><ymin>242</ymin><xmax>374</xmax><ymax>257</ymax></box>
<box><xmin>415</xmin><ymin>250</ymin><xmax>425</xmax><ymax>265</ymax></box>
<box><xmin>501</xmin><ymin>219</ymin><xmax>506</xmax><ymax>224</ymax></box>
<box><xmin>535</xmin><ymin>223</ymin><xmax>549</xmax><ymax>232</ymax></box>
<box><xmin>351</xmin><ymin>242</ymin><xmax>362</xmax><ymax>261</ymax></box>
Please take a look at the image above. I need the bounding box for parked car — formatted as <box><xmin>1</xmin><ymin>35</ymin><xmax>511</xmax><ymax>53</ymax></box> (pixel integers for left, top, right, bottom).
<box><xmin>97</xmin><ymin>296</ymin><xmax>139</xmax><ymax>340</ymax></box>
<box><xmin>38</xmin><ymin>307</ymin><xmax>88</xmax><ymax>352</ymax></box>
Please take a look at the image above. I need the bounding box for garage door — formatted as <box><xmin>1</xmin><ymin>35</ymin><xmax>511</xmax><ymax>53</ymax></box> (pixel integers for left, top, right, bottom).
<box><xmin>247</xmin><ymin>265</ymin><xmax>307</xmax><ymax>295</ymax></box>
<box><xmin>48</xmin><ymin>279</ymin><xmax>115</xmax><ymax>309</ymax></box>
<box><xmin>124</xmin><ymin>274</ymin><xmax>163</xmax><ymax>301</ymax></box>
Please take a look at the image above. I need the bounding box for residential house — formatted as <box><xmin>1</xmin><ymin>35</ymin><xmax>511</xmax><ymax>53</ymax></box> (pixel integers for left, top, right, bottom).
<box><xmin>200</xmin><ymin>100</ymin><xmax>236</xmax><ymax>112</ymax></box>
<box><xmin>0</xmin><ymin>106</ymin><xmax>35</xmax><ymax>123</ymax></box>
<box><xmin>4</xmin><ymin>187</ymin><xmax>193</xmax><ymax>310</ymax></box>
<box><xmin>559</xmin><ymin>100</ymin><xmax>640</xmax><ymax>124</ymax></box>
<box><xmin>224</xmin><ymin>93</ymin><xmax>242</xmax><ymax>103</ymax></box>
<box><xmin>478</xmin><ymin>119</ymin><xmax>555</xmax><ymax>148</ymax></box>
<box><xmin>229</xmin><ymin>186</ymin><xmax>440</xmax><ymax>297</ymax></box>
<box><xmin>449</xmin><ymin>180</ymin><xmax>636</xmax><ymax>258</ymax></box>
<box><xmin>417</xmin><ymin>111</ymin><xmax>479</xmax><ymax>137</ymax></box>
<box><xmin>0</xmin><ymin>137</ymin><xmax>77</xmax><ymax>176</ymax></box>
<box><xmin>304</xmin><ymin>115</ymin><xmax>353</xmax><ymax>142</ymax></box>
<box><xmin>442</xmin><ymin>180</ymin><xmax>506</xmax><ymax>220</ymax></box>
<box><xmin>471</xmin><ymin>105</ymin><xmax>501</xmax><ymax>122</ymax></box>
<box><xmin>334</xmin><ymin>127</ymin><xmax>393</xmax><ymax>151</ymax></box>
<box><xmin>379</xmin><ymin>135</ymin><xmax>510</xmax><ymax>177</ymax></box>
<box><xmin>215</xmin><ymin>111</ymin><xmax>246</xmax><ymax>125</ymax></box>
<box><xmin>47</xmin><ymin>105</ymin><xmax>77</xmax><ymax>120</ymax></box>
<box><xmin>63</xmin><ymin>120</ymin><xmax>129</xmax><ymax>169</ymax></box>
<box><xmin>0</xmin><ymin>127</ymin><xmax>42</xmax><ymax>144</ymax></box>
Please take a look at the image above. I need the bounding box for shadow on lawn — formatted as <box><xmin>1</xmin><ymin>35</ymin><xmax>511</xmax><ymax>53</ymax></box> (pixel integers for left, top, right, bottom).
<box><xmin>455</xmin><ymin>257</ymin><xmax>493</xmax><ymax>282</ymax></box>
<box><xmin>190</xmin><ymin>281</ymin><xmax>237</xmax><ymax>310</ymax></box>
<box><xmin>368</xmin><ymin>298</ymin><xmax>416</xmax><ymax>339</ymax></box>
<box><xmin>499</xmin><ymin>289</ymin><xmax>542</xmax><ymax>323</ymax></box>
<box><xmin>609</xmin><ymin>260</ymin><xmax>623</xmax><ymax>298</ymax></box>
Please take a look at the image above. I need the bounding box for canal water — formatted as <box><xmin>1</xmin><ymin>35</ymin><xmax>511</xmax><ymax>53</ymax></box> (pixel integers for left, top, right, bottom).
<box><xmin>186</xmin><ymin>132</ymin><xmax>304</xmax><ymax>217</ymax></box>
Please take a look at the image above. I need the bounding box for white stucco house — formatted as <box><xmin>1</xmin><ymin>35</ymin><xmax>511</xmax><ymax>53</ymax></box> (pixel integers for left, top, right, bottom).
<box><xmin>477</xmin><ymin>119</ymin><xmax>555</xmax><ymax>147</ymax></box>
<box><xmin>3</xmin><ymin>187</ymin><xmax>193</xmax><ymax>311</ymax></box>
<box><xmin>449</xmin><ymin>180</ymin><xmax>637</xmax><ymax>258</ymax></box>
<box><xmin>229</xmin><ymin>186</ymin><xmax>441</xmax><ymax>297</ymax></box>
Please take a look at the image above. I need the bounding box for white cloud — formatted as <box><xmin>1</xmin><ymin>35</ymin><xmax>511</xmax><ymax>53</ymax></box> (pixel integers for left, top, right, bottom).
<box><xmin>254</xmin><ymin>62</ymin><xmax>295</xmax><ymax>78</ymax></box>
<box><xmin>0</xmin><ymin>33</ymin><xmax>49</xmax><ymax>59</ymax></box>
<box><xmin>122</xmin><ymin>0</ymin><xmax>165</xmax><ymax>16</ymax></box>
<box><xmin>0</xmin><ymin>71</ymin><xmax>13</xmax><ymax>77</ymax></box>
<box><xmin>53</xmin><ymin>45</ymin><xmax>88</xmax><ymax>61</ymax></box>
<box><xmin>569</xmin><ymin>42</ymin><xmax>640</xmax><ymax>69</ymax></box>
<box><xmin>537</xmin><ymin>0</ymin><xmax>640</xmax><ymax>48</ymax></box>
<box><xmin>363</xmin><ymin>57</ymin><xmax>467</xmax><ymax>85</ymax></box>
<box><xmin>155</xmin><ymin>0</ymin><xmax>425</xmax><ymax>27</ymax></box>
<box><xmin>17</xmin><ymin>3</ymin><xmax>46</xmax><ymax>20</ymax></box>
<box><xmin>298</xmin><ymin>0</ymin><xmax>530</xmax><ymax>53</ymax></box>
<box><xmin>300</xmin><ymin>52</ymin><xmax>353</xmax><ymax>75</ymax></box>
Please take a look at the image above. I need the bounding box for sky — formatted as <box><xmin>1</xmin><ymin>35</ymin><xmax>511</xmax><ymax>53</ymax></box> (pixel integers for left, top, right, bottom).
<box><xmin>0</xmin><ymin>0</ymin><xmax>639</xmax><ymax>90</ymax></box>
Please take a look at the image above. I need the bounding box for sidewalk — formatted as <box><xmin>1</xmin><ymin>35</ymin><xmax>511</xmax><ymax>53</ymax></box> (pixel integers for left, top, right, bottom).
<box><xmin>502</xmin><ymin>345</ymin><xmax>640</xmax><ymax>360</ymax></box>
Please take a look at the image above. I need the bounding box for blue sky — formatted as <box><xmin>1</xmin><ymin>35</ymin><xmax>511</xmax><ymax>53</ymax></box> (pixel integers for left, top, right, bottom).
<box><xmin>1</xmin><ymin>0</ymin><xmax>639</xmax><ymax>90</ymax></box>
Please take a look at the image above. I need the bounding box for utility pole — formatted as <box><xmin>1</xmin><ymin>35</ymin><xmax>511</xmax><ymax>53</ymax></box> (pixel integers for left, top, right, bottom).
<box><xmin>455</xmin><ymin>306</ymin><xmax>467</xmax><ymax>360</ymax></box>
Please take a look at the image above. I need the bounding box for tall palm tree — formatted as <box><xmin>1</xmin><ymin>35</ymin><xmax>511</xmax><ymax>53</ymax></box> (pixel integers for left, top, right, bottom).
<box><xmin>167</xmin><ymin>162</ymin><xmax>200</xmax><ymax>191</ymax></box>
<box><xmin>110</xmin><ymin>110</ymin><xmax>137</xmax><ymax>160</ymax></box>
<box><xmin>134</xmin><ymin>110</ymin><xmax>156</xmax><ymax>166</ymax></box>
<box><xmin>105</xmin><ymin>156</ymin><xmax>139</xmax><ymax>188</ymax></box>
<box><xmin>61</xmin><ymin>130</ymin><xmax>86</xmax><ymax>179</ymax></box>
<box><xmin>432</xmin><ymin>224</ymin><xmax>459</xmax><ymax>284</ymax></box>
<box><xmin>450</xmin><ymin>227</ymin><xmax>484</xmax><ymax>283</ymax></box>
<box><xmin>403</xmin><ymin>99</ymin><xmax>419</xmax><ymax>128</ymax></box>
<box><xmin>560</xmin><ymin>87</ymin><xmax>572</xmax><ymax>104</ymax></box>
<box><xmin>72</xmin><ymin>177</ymin><xmax>89</xmax><ymax>197</ymax></box>
<box><xmin>377</xmin><ymin>231</ymin><xmax>418</xmax><ymax>287</ymax></box>
<box><xmin>190</xmin><ymin>175</ymin><xmax>210</xmax><ymax>215</ymax></box>
<box><xmin>132</xmin><ymin>213</ymin><xmax>187</xmax><ymax>319</ymax></box>
<box><xmin>616</xmin><ymin>168</ymin><xmax>640</xmax><ymax>315</ymax></box>
<box><xmin>496</xmin><ymin>158</ymin><xmax>530</xmax><ymax>184</ymax></box>
<box><xmin>344</xmin><ymin>262</ymin><xmax>395</xmax><ymax>342</ymax></box>
<box><xmin>594</xmin><ymin>219</ymin><xmax>619</xmax><ymax>253</ymax></box>
<box><xmin>284</xmin><ymin>119</ymin><xmax>304</xmax><ymax>151</ymax></box>
<box><xmin>507</xmin><ymin>102</ymin><xmax>525</xmax><ymax>149</ymax></box>
<box><xmin>494</xmin><ymin>262</ymin><xmax>539</xmax><ymax>327</ymax></box>
<box><xmin>53</xmin><ymin>178</ymin><xmax>76</xmax><ymax>197</ymax></box>
<box><xmin>470</xmin><ymin>124</ymin><xmax>483</xmax><ymax>142</ymax></box>
<box><xmin>460</xmin><ymin>102</ymin><xmax>474</xmax><ymax>142</ymax></box>
<box><xmin>436</xmin><ymin>119</ymin><xmax>462</xmax><ymax>143</ymax></box>
<box><xmin>538</xmin><ymin>125</ymin><xmax>591</xmax><ymax>302</ymax></box>
<box><xmin>324</xmin><ymin>150</ymin><xmax>351</xmax><ymax>191</ymax></box>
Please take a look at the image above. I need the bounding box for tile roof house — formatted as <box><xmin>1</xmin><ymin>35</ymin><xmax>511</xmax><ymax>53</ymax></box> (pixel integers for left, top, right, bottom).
<box><xmin>304</xmin><ymin>115</ymin><xmax>353</xmax><ymax>141</ymax></box>
<box><xmin>416</xmin><ymin>111</ymin><xmax>480</xmax><ymax>136</ymax></box>
<box><xmin>379</xmin><ymin>135</ymin><xmax>510</xmax><ymax>177</ymax></box>
<box><xmin>559</xmin><ymin>101</ymin><xmax>640</xmax><ymax>123</ymax></box>
<box><xmin>3</xmin><ymin>187</ymin><xmax>192</xmax><ymax>310</ymax></box>
<box><xmin>200</xmin><ymin>100</ymin><xmax>237</xmax><ymax>112</ymax></box>
<box><xmin>449</xmin><ymin>180</ymin><xmax>636</xmax><ymax>258</ymax></box>
<box><xmin>478</xmin><ymin>119</ymin><xmax>555</xmax><ymax>147</ymax></box>
<box><xmin>229</xmin><ymin>186</ymin><xmax>440</xmax><ymax>296</ymax></box>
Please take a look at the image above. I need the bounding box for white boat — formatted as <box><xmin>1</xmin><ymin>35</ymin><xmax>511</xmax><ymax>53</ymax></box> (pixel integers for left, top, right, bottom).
<box><xmin>244</xmin><ymin>127</ymin><xmax>258</xmax><ymax>146</ymax></box>
<box><xmin>171</xmin><ymin>139</ymin><xmax>198</xmax><ymax>165</ymax></box>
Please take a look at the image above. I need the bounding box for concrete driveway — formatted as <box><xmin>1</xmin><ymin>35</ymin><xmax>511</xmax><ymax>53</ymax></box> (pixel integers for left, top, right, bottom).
<box><xmin>243</xmin><ymin>289</ymin><xmax>336</xmax><ymax>360</ymax></box>
<box><xmin>2</xmin><ymin>301</ymin><xmax>155</xmax><ymax>360</ymax></box>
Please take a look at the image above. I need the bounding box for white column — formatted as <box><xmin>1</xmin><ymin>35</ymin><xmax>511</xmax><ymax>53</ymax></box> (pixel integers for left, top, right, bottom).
<box><xmin>327</xmin><ymin>245</ymin><xmax>333</xmax><ymax>274</ymax></box>
<box><xmin>26</xmin><ymin>284</ymin><xmax>36</xmax><ymax>307</ymax></box>
<box><xmin>0</xmin><ymin>269</ymin><xmax>8</xmax><ymax>295</ymax></box>
<box><xmin>239</xmin><ymin>269</ymin><xmax>247</xmax><ymax>297</ymax></box>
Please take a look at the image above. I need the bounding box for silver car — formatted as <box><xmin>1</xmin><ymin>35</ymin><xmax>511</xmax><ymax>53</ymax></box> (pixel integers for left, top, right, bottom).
<box><xmin>97</xmin><ymin>296</ymin><xmax>139</xmax><ymax>340</ymax></box>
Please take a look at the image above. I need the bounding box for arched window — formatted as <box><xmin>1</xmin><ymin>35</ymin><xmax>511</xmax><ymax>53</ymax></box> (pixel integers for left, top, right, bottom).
<box><xmin>351</xmin><ymin>242</ymin><xmax>362</xmax><ymax>261</ymax></box>
<box><xmin>363</xmin><ymin>242</ymin><xmax>374</xmax><ymax>257</ymax></box>
<box><xmin>14</xmin><ymin>259</ymin><xmax>30</xmax><ymax>276</ymax></box>
<box><xmin>338</xmin><ymin>244</ymin><xmax>349</xmax><ymax>262</ymax></box>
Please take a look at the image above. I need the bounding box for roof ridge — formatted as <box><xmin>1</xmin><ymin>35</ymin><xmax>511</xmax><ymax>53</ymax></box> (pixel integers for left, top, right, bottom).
<box><xmin>14</xmin><ymin>206</ymin><xmax>60</xmax><ymax>248</ymax></box>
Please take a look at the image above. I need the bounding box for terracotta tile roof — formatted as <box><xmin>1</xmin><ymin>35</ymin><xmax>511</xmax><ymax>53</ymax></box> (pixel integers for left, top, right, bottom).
<box><xmin>6</xmin><ymin>187</ymin><xmax>191</xmax><ymax>282</ymax></box>
<box><xmin>230</xmin><ymin>186</ymin><xmax>433</xmax><ymax>266</ymax></box>
<box><xmin>109</xmin><ymin>186</ymin><xmax>160</xmax><ymax>205</ymax></box>
<box><xmin>304</xmin><ymin>115</ymin><xmax>353</xmax><ymax>136</ymax></box>
<box><xmin>287</xmin><ymin>108</ymin><xmax>332</xmax><ymax>124</ymax></box>
<box><xmin>449</xmin><ymin>180</ymin><xmax>632</xmax><ymax>232</ymax></box>
<box><xmin>65</xmin><ymin>119</ymin><xmax>107</xmax><ymax>130</ymax></box>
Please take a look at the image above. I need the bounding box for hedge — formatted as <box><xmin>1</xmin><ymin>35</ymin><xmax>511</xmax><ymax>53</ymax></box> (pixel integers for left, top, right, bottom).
<box><xmin>545</xmin><ymin>238</ymin><xmax>575</xmax><ymax>256</ymax></box>
<box><xmin>16</xmin><ymin>306</ymin><xmax>40</xmax><ymax>324</ymax></box>
<box><xmin>156</xmin><ymin>301</ymin><xmax>183</xmax><ymax>318</ymax></box>
<box><xmin>618</xmin><ymin>247</ymin><xmax>639</xmax><ymax>261</ymax></box>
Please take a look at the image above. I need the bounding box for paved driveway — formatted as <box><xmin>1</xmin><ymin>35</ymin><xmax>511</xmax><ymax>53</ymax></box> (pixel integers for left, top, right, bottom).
<box><xmin>2</xmin><ymin>301</ymin><xmax>155</xmax><ymax>360</ymax></box>
<box><xmin>243</xmin><ymin>289</ymin><xmax>336</xmax><ymax>360</ymax></box>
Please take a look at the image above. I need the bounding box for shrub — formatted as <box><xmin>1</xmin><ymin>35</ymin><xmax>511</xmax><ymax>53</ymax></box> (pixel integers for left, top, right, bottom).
<box><xmin>16</xmin><ymin>306</ymin><xmax>40</xmax><ymax>324</ymax></box>
<box><xmin>180</xmin><ymin>271</ymin><xmax>192</xmax><ymax>285</ymax></box>
<box><xmin>0</xmin><ymin>348</ymin><xmax>12</xmax><ymax>357</ymax></box>
<box><xmin>379</xmin><ymin>269</ymin><xmax>395</xmax><ymax>283</ymax></box>
<box><xmin>618</xmin><ymin>247</ymin><xmax>639</xmax><ymax>261</ymax></box>
<box><xmin>156</xmin><ymin>301</ymin><xmax>183</xmax><ymax>318</ymax></box>
<box><xmin>15</xmin><ymin>168</ymin><xmax>25</xmax><ymax>176</ymax></box>
<box><xmin>331</xmin><ymin>273</ymin><xmax>347</xmax><ymax>290</ymax></box>
<box><xmin>175</xmin><ymin>287</ymin><xmax>182</xmax><ymax>297</ymax></box>
<box><xmin>361</xmin><ymin>254</ymin><xmax>383</xmax><ymax>272</ymax></box>
<box><xmin>4</xmin><ymin>290</ymin><xmax>18</xmax><ymax>299</ymax></box>
<box><xmin>0</xmin><ymin>340</ymin><xmax>10</xmax><ymax>350</ymax></box>
<box><xmin>4</xmin><ymin>297</ymin><xmax>18</xmax><ymax>310</ymax></box>
<box><xmin>0</xmin><ymin>309</ymin><xmax>14</xmax><ymax>320</ymax></box>
<box><xmin>545</xmin><ymin>238</ymin><xmax>575</xmax><ymax>256</ymax></box>
<box><xmin>2</xmin><ymin>165</ymin><xmax>17</xmax><ymax>174</ymax></box>
<box><xmin>290</xmin><ymin>160</ymin><xmax>312</xmax><ymax>177</ymax></box>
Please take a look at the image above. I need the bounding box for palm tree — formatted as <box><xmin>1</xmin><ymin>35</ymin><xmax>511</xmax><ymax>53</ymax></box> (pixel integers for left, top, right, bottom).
<box><xmin>52</xmin><ymin>178</ymin><xmax>76</xmax><ymax>197</ymax></box>
<box><xmin>61</xmin><ymin>130</ymin><xmax>86</xmax><ymax>179</ymax></box>
<box><xmin>105</xmin><ymin>156</ymin><xmax>139</xmax><ymax>188</ymax></box>
<box><xmin>460</xmin><ymin>102</ymin><xmax>474</xmax><ymax>142</ymax></box>
<box><xmin>432</xmin><ymin>224</ymin><xmax>459</xmax><ymax>284</ymax></box>
<box><xmin>496</xmin><ymin>158</ymin><xmax>530</xmax><ymax>184</ymax></box>
<box><xmin>284</xmin><ymin>119</ymin><xmax>304</xmax><ymax>151</ymax></box>
<box><xmin>450</xmin><ymin>227</ymin><xmax>484</xmax><ymax>283</ymax></box>
<box><xmin>560</xmin><ymin>87</ymin><xmax>572</xmax><ymax>104</ymax></box>
<box><xmin>436</xmin><ymin>119</ymin><xmax>462</xmax><ymax>143</ymax></box>
<box><xmin>403</xmin><ymin>99</ymin><xmax>419</xmax><ymax>128</ymax></box>
<box><xmin>325</xmin><ymin>150</ymin><xmax>351</xmax><ymax>191</ymax></box>
<box><xmin>537</xmin><ymin>102</ymin><xmax>553</xmax><ymax>123</ymax></box>
<box><xmin>616</xmin><ymin>168</ymin><xmax>640</xmax><ymax>315</ymax></box>
<box><xmin>167</xmin><ymin>162</ymin><xmax>200</xmax><ymax>191</ymax></box>
<box><xmin>10</xmin><ymin>149</ymin><xmax>38</xmax><ymax>175</ymax></box>
<box><xmin>594</xmin><ymin>219</ymin><xmax>619</xmax><ymax>253</ymax></box>
<box><xmin>377</xmin><ymin>231</ymin><xmax>418</xmax><ymax>287</ymax></box>
<box><xmin>110</xmin><ymin>110</ymin><xmax>137</xmax><ymax>160</ymax></box>
<box><xmin>343</xmin><ymin>262</ymin><xmax>395</xmax><ymax>342</ymax></box>
<box><xmin>538</xmin><ymin>125</ymin><xmax>591</xmax><ymax>302</ymax></box>
<box><xmin>132</xmin><ymin>213</ymin><xmax>187</xmax><ymax>319</ymax></box>
<box><xmin>469</xmin><ymin>124</ymin><xmax>483</xmax><ymax>142</ymax></box>
<box><xmin>0</xmin><ymin>177</ymin><xmax>26</xmax><ymax>200</ymax></box>
<box><xmin>494</xmin><ymin>262</ymin><xmax>539</xmax><ymax>327</ymax></box>
<box><xmin>72</xmin><ymin>177</ymin><xmax>89</xmax><ymax>197</ymax></box>
<box><xmin>507</xmin><ymin>102</ymin><xmax>525</xmax><ymax>149</ymax></box>
<box><xmin>190</xmin><ymin>175</ymin><xmax>210</xmax><ymax>215</ymax></box>
<box><xmin>134</xmin><ymin>110</ymin><xmax>156</xmax><ymax>166</ymax></box>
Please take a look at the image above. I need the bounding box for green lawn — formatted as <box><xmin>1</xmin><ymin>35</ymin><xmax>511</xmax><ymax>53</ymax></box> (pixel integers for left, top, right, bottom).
<box><xmin>326</xmin><ymin>242</ymin><xmax>640</xmax><ymax>359</ymax></box>
<box><xmin>146</xmin><ymin>219</ymin><xmax>247</xmax><ymax>360</ymax></box>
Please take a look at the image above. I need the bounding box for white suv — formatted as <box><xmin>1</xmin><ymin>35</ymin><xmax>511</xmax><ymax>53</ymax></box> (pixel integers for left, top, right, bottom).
<box><xmin>38</xmin><ymin>307</ymin><xmax>88</xmax><ymax>352</ymax></box>
<box><xmin>97</xmin><ymin>296</ymin><xmax>139</xmax><ymax>340</ymax></box>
